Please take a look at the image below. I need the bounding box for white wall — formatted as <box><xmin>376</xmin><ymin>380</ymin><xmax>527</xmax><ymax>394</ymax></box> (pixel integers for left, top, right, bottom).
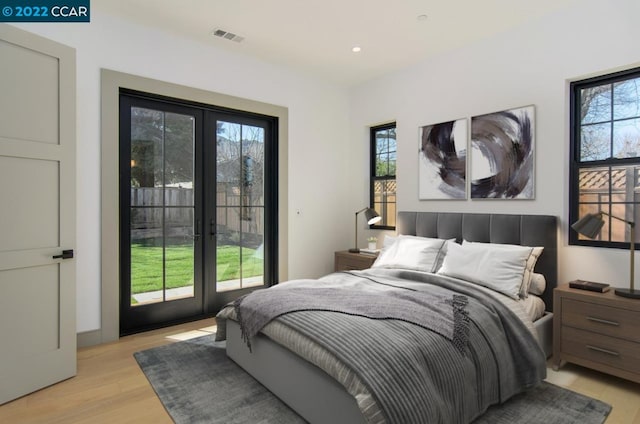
<box><xmin>16</xmin><ymin>0</ymin><xmax>640</xmax><ymax>333</ymax></box>
<box><xmin>349</xmin><ymin>0</ymin><xmax>640</xmax><ymax>289</ymax></box>
<box><xmin>14</xmin><ymin>11</ymin><xmax>352</xmax><ymax>332</ymax></box>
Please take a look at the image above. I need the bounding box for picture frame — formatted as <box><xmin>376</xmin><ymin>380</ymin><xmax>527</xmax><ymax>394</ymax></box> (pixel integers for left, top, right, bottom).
<box><xmin>418</xmin><ymin>118</ymin><xmax>467</xmax><ymax>200</ymax></box>
<box><xmin>470</xmin><ymin>105</ymin><xmax>535</xmax><ymax>199</ymax></box>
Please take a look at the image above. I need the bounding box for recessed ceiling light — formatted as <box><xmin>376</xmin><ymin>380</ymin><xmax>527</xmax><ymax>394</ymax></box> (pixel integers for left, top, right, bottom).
<box><xmin>352</xmin><ymin>46</ymin><xmax>362</xmax><ymax>53</ymax></box>
<box><xmin>417</xmin><ymin>14</ymin><xmax>428</xmax><ymax>21</ymax></box>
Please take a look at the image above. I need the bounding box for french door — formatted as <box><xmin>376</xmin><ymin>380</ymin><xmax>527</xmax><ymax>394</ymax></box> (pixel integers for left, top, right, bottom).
<box><xmin>119</xmin><ymin>91</ymin><xmax>277</xmax><ymax>334</ymax></box>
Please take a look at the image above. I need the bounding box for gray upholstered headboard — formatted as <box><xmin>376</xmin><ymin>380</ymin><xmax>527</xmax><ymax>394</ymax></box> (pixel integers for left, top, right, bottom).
<box><xmin>397</xmin><ymin>211</ymin><xmax>558</xmax><ymax>312</ymax></box>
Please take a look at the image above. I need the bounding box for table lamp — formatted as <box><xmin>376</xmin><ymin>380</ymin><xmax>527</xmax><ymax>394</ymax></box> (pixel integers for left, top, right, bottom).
<box><xmin>349</xmin><ymin>207</ymin><xmax>381</xmax><ymax>253</ymax></box>
<box><xmin>572</xmin><ymin>211</ymin><xmax>640</xmax><ymax>299</ymax></box>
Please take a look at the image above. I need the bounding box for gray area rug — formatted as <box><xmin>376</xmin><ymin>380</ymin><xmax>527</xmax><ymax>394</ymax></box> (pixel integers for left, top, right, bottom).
<box><xmin>134</xmin><ymin>335</ymin><xmax>611</xmax><ymax>424</ymax></box>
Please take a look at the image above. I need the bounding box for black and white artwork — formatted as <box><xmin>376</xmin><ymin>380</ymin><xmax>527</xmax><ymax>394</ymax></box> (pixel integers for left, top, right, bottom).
<box><xmin>419</xmin><ymin>118</ymin><xmax>467</xmax><ymax>199</ymax></box>
<box><xmin>470</xmin><ymin>105</ymin><xmax>535</xmax><ymax>199</ymax></box>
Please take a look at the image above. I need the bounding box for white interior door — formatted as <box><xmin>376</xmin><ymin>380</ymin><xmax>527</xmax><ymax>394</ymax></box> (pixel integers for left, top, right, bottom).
<box><xmin>0</xmin><ymin>24</ymin><xmax>76</xmax><ymax>405</ymax></box>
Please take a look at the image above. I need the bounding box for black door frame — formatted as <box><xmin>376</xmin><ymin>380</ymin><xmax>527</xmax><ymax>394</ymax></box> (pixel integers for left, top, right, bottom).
<box><xmin>203</xmin><ymin>111</ymin><xmax>279</xmax><ymax>313</ymax></box>
<box><xmin>119</xmin><ymin>89</ymin><xmax>278</xmax><ymax>335</ymax></box>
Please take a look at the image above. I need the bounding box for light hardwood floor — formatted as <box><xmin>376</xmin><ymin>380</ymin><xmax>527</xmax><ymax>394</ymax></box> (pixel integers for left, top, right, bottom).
<box><xmin>0</xmin><ymin>319</ymin><xmax>217</xmax><ymax>424</ymax></box>
<box><xmin>1</xmin><ymin>318</ymin><xmax>639</xmax><ymax>423</ymax></box>
<box><xmin>546</xmin><ymin>360</ymin><xmax>640</xmax><ymax>424</ymax></box>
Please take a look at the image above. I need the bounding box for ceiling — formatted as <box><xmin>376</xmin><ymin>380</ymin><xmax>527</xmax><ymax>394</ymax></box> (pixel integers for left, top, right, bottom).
<box><xmin>94</xmin><ymin>0</ymin><xmax>576</xmax><ymax>87</ymax></box>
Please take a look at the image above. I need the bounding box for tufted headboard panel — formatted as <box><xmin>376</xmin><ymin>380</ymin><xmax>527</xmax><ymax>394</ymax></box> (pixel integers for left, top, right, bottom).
<box><xmin>397</xmin><ymin>211</ymin><xmax>558</xmax><ymax>312</ymax></box>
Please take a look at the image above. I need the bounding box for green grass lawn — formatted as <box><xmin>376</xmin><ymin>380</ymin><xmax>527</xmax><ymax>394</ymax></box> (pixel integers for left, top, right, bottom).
<box><xmin>130</xmin><ymin>243</ymin><xmax>263</xmax><ymax>294</ymax></box>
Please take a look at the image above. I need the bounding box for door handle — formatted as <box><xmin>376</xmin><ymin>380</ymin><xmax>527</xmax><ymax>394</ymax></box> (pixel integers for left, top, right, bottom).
<box><xmin>210</xmin><ymin>219</ymin><xmax>216</xmax><ymax>238</ymax></box>
<box><xmin>194</xmin><ymin>219</ymin><xmax>201</xmax><ymax>240</ymax></box>
<box><xmin>53</xmin><ymin>249</ymin><xmax>74</xmax><ymax>260</ymax></box>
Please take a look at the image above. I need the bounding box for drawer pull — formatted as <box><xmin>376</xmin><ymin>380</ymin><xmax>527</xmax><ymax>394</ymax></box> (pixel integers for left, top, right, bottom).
<box><xmin>586</xmin><ymin>345</ymin><xmax>620</xmax><ymax>357</ymax></box>
<box><xmin>586</xmin><ymin>316</ymin><xmax>620</xmax><ymax>326</ymax></box>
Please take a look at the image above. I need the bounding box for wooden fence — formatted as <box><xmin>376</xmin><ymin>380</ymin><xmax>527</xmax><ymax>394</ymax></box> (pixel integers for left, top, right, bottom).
<box><xmin>130</xmin><ymin>186</ymin><xmax>263</xmax><ymax>246</ymax></box>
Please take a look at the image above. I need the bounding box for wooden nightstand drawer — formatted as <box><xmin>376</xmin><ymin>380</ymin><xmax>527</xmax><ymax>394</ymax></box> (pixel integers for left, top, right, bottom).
<box><xmin>562</xmin><ymin>327</ymin><xmax>640</xmax><ymax>374</ymax></box>
<box><xmin>334</xmin><ymin>251</ymin><xmax>377</xmax><ymax>272</ymax></box>
<box><xmin>554</xmin><ymin>284</ymin><xmax>640</xmax><ymax>383</ymax></box>
<box><xmin>562</xmin><ymin>298</ymin><xmax>640</xmax><ymax>343</ymax></box>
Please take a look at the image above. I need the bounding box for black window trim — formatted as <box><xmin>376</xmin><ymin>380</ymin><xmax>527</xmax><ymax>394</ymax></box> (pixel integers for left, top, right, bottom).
<box><xmin>370</xmin><ymin>121</ymin><xmax>396</xmax><ymax>230</ymax></box>
<box><xmin>569</xmin><ymin>66</ymin><xmax>640</xmax><ymax>250</ymax></box>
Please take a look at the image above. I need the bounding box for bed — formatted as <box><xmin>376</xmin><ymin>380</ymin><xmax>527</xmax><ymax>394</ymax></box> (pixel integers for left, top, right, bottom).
<box><xmin>216</xmin><ymin>211</ymin><xmax>558</xmax><ymax>424</ymax></box>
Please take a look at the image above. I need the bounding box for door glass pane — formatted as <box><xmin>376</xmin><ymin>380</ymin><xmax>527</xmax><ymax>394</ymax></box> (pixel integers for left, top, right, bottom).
<box><xmin>164</xmin><ymin>112</ymin><xmax>195</xmax><ymax>192</ymax></box>
<box><xmin>242</xmin><ymin>206</ymin><xmax>264</xmax><ymax>287</ymax></box>
<box><xmin>216</xmin><ymin>121</ymin><xmax>265</xmax><ymax>292</ymax></box>
<box><xmin>130</xmin><ymin>107</ymin><xmax>195</xmax><ymax>305</ymax></box>
<box><xmin>165</xmin><ymin>208</ymin><xmax>195</xmax><ymax>301</ymax></box>
<box><xmin>130</xmin><ymin>208</ymin><xmax>163</xmax><ymax>305</ymax></box>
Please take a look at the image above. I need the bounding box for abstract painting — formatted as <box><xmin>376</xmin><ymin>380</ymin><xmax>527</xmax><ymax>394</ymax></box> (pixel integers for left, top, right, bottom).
<box><xmin>419</xmin><ymin>118</ymin><xmax>467</xmax><ymax>199</ymax></box>
<box><xmin>470</xmin><ymin>105</ymin><xmax>535</xmax><ymax>199</ymax></box>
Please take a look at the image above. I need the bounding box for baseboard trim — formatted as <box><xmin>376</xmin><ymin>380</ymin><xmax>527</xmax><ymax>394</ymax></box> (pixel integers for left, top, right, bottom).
<box><xmin>77</xmin><ymin>329</ymin><xmax>103</xmax><ymax>348</ymax></box>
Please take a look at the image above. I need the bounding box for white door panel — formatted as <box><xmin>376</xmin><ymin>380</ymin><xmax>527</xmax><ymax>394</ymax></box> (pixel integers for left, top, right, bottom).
<box><xmin>0</xmin><ymin>24</ymin><xmax>76</xmax><ymax>405</ymax></box>
<box><xmin>0</xmin><ymin>264</ymin><xmax>60</xmax><ymax>358</ymax></box>
<box><xmin>0</xmin><ymin>36</ymin><xmax>59</xmax><ymax>145</ymax></box>
<box><xmin>0</xmin><ymin>156</ymin><xmax>59</xmax><ymax>252</ymax></box>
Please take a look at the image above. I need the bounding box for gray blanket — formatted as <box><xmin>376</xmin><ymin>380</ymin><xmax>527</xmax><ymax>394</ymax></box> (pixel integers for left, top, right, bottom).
<box><xmin>217</xmin><ymin>269</ymin><xmax>546</xmax><ymax>424</ymax></box>
<box><xmin>234</xmin><ymin>279</ymin><xmax>469</xmax><ymax>354</ymax></box>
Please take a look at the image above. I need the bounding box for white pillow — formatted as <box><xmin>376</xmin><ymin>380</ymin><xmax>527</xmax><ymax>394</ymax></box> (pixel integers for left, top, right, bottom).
<box><xmin>462</xmin><ymin>241</ymin><xmax>543</xmax><ymax>298</ymax></box>
<box><xmin>528</xmin><ymin>273</ymin><xmax>546</xmax><ymax>296</ymax></box>
<box><xmin>372</xmin><ymin>235</ymin><xmax>446</xmax><ymax>273</ymax></box>
<box><xmin>434</xmin><ymin>239</ymin><xmax>457</xmax><ymax>272</ymax></box>
<box><xmin>438</xmin><ymin>241</ymin><xmax>533</xmax><ymax>299</ymax></box>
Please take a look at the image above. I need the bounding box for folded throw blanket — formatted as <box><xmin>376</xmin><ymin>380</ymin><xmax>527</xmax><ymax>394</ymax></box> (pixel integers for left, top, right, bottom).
<box><xmin>234</xmin><ymin>281</ymin><xmax>470</xmax><ymax>353</ymax></box>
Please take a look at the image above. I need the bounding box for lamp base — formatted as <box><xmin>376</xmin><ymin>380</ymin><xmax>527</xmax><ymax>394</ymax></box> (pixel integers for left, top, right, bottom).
<box><xmin>614</xmin><ymin>288</ymin><xmax>640</xmax><ymax>299</ymax></box>
<box><xmin>348</xmin><ymin>248</ymin><xmax>360</xmax><ymax>253</ymax></box>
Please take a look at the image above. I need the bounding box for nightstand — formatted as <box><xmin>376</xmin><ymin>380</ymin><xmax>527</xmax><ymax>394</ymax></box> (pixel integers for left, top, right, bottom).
<box><xmin>334</xmin><ymin>251</ymin><xmax>378</xmax><ymax>272</ymax></box>
<box><xmin>553</xmin><ymin>283</ymin><xmax>640</xmax><ymax>383</ymax></box>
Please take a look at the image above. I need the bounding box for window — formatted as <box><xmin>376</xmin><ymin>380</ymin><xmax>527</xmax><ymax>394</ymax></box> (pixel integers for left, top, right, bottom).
<box><xmin>370</xmin><ymin>122</ymin><xmax>396</xmax><ymax>229</ymax></box>
<box><xmin>570</xmin><ymin>67</ymin><xmax>640</xmax><ymax>248</ymax></box>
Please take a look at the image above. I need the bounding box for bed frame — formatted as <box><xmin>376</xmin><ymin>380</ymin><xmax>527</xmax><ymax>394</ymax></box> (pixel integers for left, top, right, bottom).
<box><xmin>227</xmin><ymin>211</ymin><xmax>558</xmax><ymax>424</ymax></box>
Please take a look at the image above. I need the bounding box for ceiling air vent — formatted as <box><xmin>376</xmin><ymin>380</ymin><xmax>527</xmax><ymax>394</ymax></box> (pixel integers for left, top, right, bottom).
<box><xmin>211</xmin><ymin>28</ymin><xmax>244</xmax><ymax>43</ymax></box>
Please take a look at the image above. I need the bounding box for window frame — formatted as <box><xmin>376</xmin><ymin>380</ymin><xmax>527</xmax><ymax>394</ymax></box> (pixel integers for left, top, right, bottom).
<box><xmin>569</xmin><ymin>66</ymin><xmax>640</xmax><ymax>249</ymax></box>
<box><xmin>370</xmin><ymin>122</ymin><xmax>396</xmax><ymax>230</ymax></box>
